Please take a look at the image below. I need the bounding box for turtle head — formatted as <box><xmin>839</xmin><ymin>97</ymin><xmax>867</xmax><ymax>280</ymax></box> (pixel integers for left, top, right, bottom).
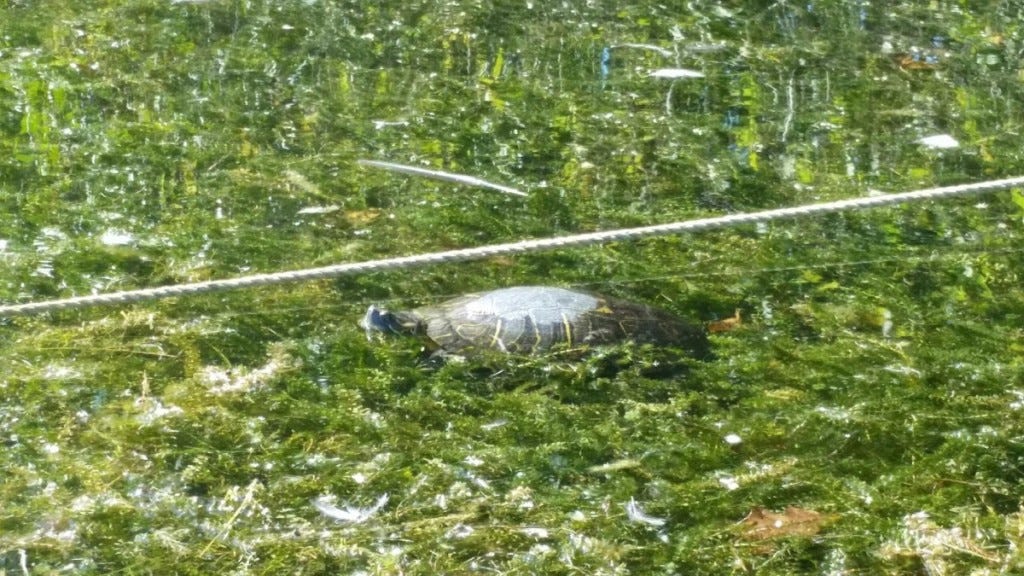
<box><xmin>360</xmin><ymin>305</ymin><xmax>425</xmax><ymax>341</ymax></box>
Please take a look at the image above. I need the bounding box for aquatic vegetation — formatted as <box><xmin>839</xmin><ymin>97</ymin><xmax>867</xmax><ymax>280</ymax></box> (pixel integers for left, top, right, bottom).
<box><xmin>1</xmin><ymin>0</ymin><xmax>1023</xmax><ymax>574</ymax></box>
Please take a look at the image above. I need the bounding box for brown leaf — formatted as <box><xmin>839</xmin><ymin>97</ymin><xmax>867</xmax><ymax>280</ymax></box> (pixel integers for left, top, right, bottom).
<box><xmin>708</xmin><ymin>309</ymin><xmax>742</xmax><ymax>333</ymax></box>
<box><xmin>739</xmin><ymin>506</ymin><xmax>828</xmax><ymax>541</ymax></box>
<box><xmin>892</xmin><ymin>53</ymin><xmax>938</xmax><ymax>71</ymax></box>
<box><xmin>344</xmin><ymin>209</ymin><xmax>382</xmax><ymax>226</ymax></box>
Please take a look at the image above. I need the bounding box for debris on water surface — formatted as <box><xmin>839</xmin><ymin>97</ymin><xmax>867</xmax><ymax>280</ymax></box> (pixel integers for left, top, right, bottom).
<box><xmin>917</xmin><ymin>134</ymin><xmax>959</xmax><ymax>149</ymax></box>
<box><xmin>708</xmin><ymin>309</ymin><xmax>742</xmax><ymax>333</ymax></box>
<box><xmin>739</xmin><ymin>506</ymin><xmax>828</xmax><ymax>541</ymax></box>
<box><xmin>649</xmin><ymin>68</ymin><xmax>705</xmax><ymax>79</ymax></box>
<box><xmin>624</xmin><ymin>497</ymin><xmax>666</xmax><ymax>527</ymax></box>
<box><xmin>311</xmin><ymin>493</ymin><xmax>389</xmax><ymax>524</ymax></box>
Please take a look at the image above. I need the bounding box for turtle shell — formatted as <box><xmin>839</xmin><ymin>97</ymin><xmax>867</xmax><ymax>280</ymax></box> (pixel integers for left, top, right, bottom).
<box><xmin>363</xmin><ymin>286</ymin><xmax>709</xmax><ymax>357</ymax></box>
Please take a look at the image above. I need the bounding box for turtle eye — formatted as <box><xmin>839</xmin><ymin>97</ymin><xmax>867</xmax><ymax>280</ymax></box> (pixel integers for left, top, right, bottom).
<box><xmin>376</xmin><ymin>310</ymin><xmax>409</xmax><ymax>334</ymax></box>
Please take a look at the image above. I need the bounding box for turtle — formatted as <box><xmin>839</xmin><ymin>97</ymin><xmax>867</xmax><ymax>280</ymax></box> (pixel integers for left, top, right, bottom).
<box><xmin>360</xmin><ymin>286</ymin><xmax>710</xmax><ymax>358</ymax></box>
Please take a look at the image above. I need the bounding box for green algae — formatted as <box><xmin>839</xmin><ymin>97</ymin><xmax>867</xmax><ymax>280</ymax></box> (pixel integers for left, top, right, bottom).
<box><xmin>1</xmin><ymin>0</ymin><xmax>1024</xmax><ymax>574</ymax></box>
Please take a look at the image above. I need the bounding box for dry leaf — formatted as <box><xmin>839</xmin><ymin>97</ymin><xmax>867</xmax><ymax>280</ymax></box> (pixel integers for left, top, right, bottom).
<box><xmin>893</xmin><ymin>53</ymin><xmax>938</xmax><ymax>71</ymax></box>
<box><xmin>739</xmin><ymin>506</ymin><xmax>828</xmax><ymax>541</ymax></box>
<box><xmin>708</xmin><ymin>309</ymin><xmax>742</xmax><ymax>333</ymax></box>
<box><xmin>344</xmin><ymin>209</ymin><xmax>382</xmax><ymax>226</ymax></box>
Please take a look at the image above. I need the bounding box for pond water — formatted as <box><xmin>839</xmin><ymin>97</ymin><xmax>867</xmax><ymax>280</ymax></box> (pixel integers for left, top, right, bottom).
<box><xmin>1</xmin><ymin>1</ymin><xmax>1023</xmax><ymax>573</ymax></box>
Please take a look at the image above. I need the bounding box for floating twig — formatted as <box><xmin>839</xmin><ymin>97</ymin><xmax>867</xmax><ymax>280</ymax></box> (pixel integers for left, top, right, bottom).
<box><xmin>649</xmin><ymin>68</ymin><xmax>705</xmax><ymax>79</ymax></box>
<box><xmin>610</xmin><ymin>43</ymin><xmax>674</xmax><ymax>57</ymax></box>
<box><xmin>918</xmin><ymin>134</ymin><xmax>960</xmax><ymax>149</ymax></box>
<box><xmin>359</xmin><ymin>159</ymin><xmax>527</xmax><ymax>197</ymax></box>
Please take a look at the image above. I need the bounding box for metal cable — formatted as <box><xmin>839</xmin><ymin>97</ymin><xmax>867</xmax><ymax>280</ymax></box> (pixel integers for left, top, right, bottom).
<box><xmin>2</xmin><ymin>176</ymin><xmax>1022</xmax><ymax>317</ymax></box>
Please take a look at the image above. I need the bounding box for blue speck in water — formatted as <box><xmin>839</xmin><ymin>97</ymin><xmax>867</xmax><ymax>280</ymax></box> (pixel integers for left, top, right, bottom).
<box><xmin>723</xmin><ymin>108</ymin><xmax>742</xmax><ymax>129</ymax></box>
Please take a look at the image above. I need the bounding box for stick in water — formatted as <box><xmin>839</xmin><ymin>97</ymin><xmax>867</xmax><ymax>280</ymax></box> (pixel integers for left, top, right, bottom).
<box><xmin>359</xmin><ymin>159</ymin><xmax>528</xmax><ymax>197</ymax></box>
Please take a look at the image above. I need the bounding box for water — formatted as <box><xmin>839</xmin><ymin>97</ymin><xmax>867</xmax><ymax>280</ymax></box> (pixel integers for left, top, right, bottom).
<box><xmin>1</xmin><ymin>1</ymin><xmax>1022</xmax><ymax>573</ymax></box>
